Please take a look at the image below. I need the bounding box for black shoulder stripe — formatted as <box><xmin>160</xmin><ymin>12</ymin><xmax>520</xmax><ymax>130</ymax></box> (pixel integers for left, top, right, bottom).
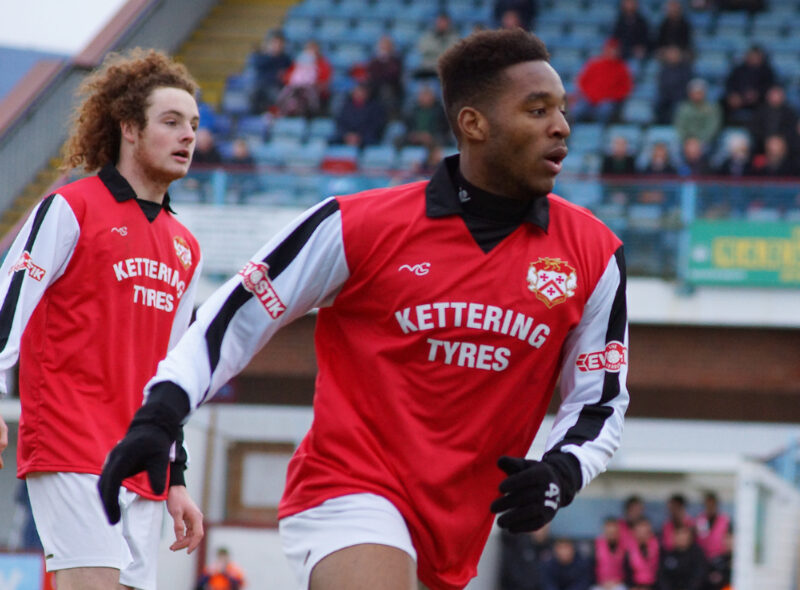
<box><xmin>552</xmin><ymin>246</ymin><xmax>627</xmax><ymax>452</ymax></box>
<box><xmin>201</xmin><ymin>200</ymin><xmax>340</xmax><ymax>400</ymax></box>
<box><xmin>0</xmin><ymin>194</ymin><xmax>57</xmax><ymax>351</ymax></box>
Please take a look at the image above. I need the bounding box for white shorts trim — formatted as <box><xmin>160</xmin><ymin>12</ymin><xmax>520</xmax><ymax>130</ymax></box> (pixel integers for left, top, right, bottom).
<box><xmin>279</xmin><ymin>493</ymin><xmax>417</xmax><ymax>590</ymax></box>
<box><xmin>26</xmin><ymin>472</ymin><xmax>163</xmax><ymax>590</ymax></box>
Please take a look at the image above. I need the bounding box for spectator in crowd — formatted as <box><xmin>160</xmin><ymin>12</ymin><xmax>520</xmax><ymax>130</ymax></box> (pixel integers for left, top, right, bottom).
<box><xmin>655</xmin><ymin>0</ymin><xmax>692</xmax><ymax>55</ymax></box>
<box><xmin>695</xmin><ymin>492</ymin><xmax>732</xmax><ymax>561</ymax></box>
<box><xmin>275</xmin><ymin>40</ymin><xmax>332</xmax><ymax>117</ymax></box>
<box><xmin>655</xmin><ymin>45</ymin><xmax>693</xmax><ymax>124</ymax></box>
<box><xmin>593</xmin><ymin>518</ymin><xmax>626</xmax><ymax>590</ymax></box>
<box><xmin>192</xmin><ymin>127</ymin><xmax>223</xmax><ymax>167</ymax></box>
<box><xmin>226</xmin><ymin>138</ymin><xmax>256</xmax><ymax>169</ymax></box>
<box><xmin>573</xmin><ymin>39</ymin><xmax>633</xmax><ymax>124</ymax></box>
<box><xmin>401</xmin><ymin>83</ymin><xmax>452</xmax><ymax>148</ymax></box>
<box><xmin>641</xmin><ymin>141</ymin><xmax>677</xmax><ymax>175</ymax></box>
<box><xmin>499</xmin><ymin>9</ymin><xmax>526</xmax><ymax>30</ymax></box>
<box><xmin>540</xmin><ymin>538</ymin><xmax>593</xmax><ymax>590</ymax></box>
<box><xmin>602</xmin><ymin>136</ymin><xmax>637</xmax><ymax>175</ymax></box>
<box><xmin>749</xmin><ymin>85</ymin><xmax>799</xmax><ymax>157</ymax></box>
<box><xmin>612</xmin><ymin>0</ymin><xmax>651</xmax><ymax>61</ymax></box>
<box><xmin>619</xmin><ymin>495</ymin><xmax>647</xmax><ymax>548</ymax></box>
<box><xmin>661</xmin><ymin>494</ymin><xmax>694</xmax><ymax>552</ymax></box>
<box><xmin>656</xmin><ymin>524</ymin><xmax>706</xmax><ymax>590</ymax></box>
<box><xmin>624</xmin><ymin>518</ymin><xmax>660</xmax><ymax>590</ymax></box>
<box><xmin>722</xmin><ymin>44</ymin><xmax>775</xmax><ymax>125</ymax></box>
<box><xmin>678</xmin><ymin>137</ymin><xmax>712</xmax><ymax>177</ymax></box>
<box><xmin>673</xmin><ymin>78</ymin><xmax>722</xmax><ymax>149</ymax></box>
<box><xmin>334</xmin><ymin>83</ymin><xmax>387</xmax><ymax>147</ymax></box>
<box><xmin>414</xmin><ymin>12</ymin><xmax>461</xmax><ymax>79</ymax></box>
<box><xmin>716</xmin><ymin>0</ymin><xmax>765</xmax><ymax>11</ymax></box>
<box><xmin>365</xmin><ymin>36</ymin><xmax>404</xmax><ymax>121</ymax></box>
<box><xmin>499</xmin><ymin>524</ymin><xmax>553</xmax><ymax>590</ymax></box>
<box><xmin>755</xmin><ymin>134</ymin><xmax>796</xmax><ymax>176</ymax></box>
<box><xmin>705</xmin><ymin>530</ymin><xmax>733</xmax><ymax>590</ymax></box>
<box><xmin>714</xmin><ymin>131</ymin><xmax>756</xmax><ymax>177</ymax></box>
<box><xmin>494</xmin><ymin>0</ymin><xmax>538</xmax><ymax>30</ymax></box>
<box><xmin>197</xmin><ymin>547</ymin><xmax>246</xmax><ymax>590</ymax></box>
<box><xmin>249</xmin><ymin>31</ymin><xmax>292</xmax><ymax>114</ymax></box>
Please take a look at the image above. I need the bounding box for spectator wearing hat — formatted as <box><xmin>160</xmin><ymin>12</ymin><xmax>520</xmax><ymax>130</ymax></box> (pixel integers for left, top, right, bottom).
<box><xmin>673</xmin><ymin>78</ymin><xmax>722</xmax><ymax>149</ymax></box>
<box><xmin>655</xmin><ymin>45</ymin><xmax>693</xmax><ymax>124</ymax></box>
<box><xmin>723</xmin><ymin>45</ymin><xmax>775</xmax><ymax>125</ymax></box>
<box><xmin>414</xmin><ymin>12</ymin><xmax>461</xmax><ymax>79</ymax></box>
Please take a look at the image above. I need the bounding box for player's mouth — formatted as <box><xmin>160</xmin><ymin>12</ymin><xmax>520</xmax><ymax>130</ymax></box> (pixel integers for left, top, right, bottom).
<box><xmin>172</xmin><ymin>149</ymin><xmax>190</xmax><ymax>163</ymax></box>
<box><xmin>543</xmin><ymin>146</ymin><xmax>568</xmax><ymax>174</ymax></box>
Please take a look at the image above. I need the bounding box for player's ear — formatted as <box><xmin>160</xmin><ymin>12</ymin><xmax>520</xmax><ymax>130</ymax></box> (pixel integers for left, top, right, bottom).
<box><xmin>120</xmin><ymin>119</ymin><xmax>139</xmax><ymax>144</ymax></box>
<box><xmin>457</xmin><ymin>107</ymin><xmax>488</xmax><ymax>143</ymax></box>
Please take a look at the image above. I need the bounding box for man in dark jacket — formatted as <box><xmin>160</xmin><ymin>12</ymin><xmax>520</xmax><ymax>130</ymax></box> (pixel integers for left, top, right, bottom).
<box><xmin>657</xmin><ymin>524</ymin><xmax>707</xmax><ymax>590</ymax></box>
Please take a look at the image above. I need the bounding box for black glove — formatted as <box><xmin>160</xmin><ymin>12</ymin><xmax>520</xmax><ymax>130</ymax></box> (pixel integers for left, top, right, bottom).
<box><xmin>98</xmin><ymin>382</ymin><xmax>189</xmax><ymax>524</ymax></box>
<box><xmin>490</xmin><ymin>452</ymin><xmax>581</xmax><ymax>533</ymax></box>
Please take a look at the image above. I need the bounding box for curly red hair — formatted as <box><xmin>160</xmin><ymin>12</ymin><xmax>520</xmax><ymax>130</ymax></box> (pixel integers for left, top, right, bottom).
<box><xmin>62</xmin><ymin>48</ymin><xmax>198</xmax><ymax>172</ymax></box>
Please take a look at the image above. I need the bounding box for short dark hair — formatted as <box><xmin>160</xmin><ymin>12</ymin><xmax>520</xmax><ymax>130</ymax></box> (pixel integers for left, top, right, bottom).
<box><xmin>437</xmin><ymin>28</ymin><xmax>549</xmax><ymax>138</ymax></box>
<box><xmin>669</xmin><ymin>493</ymin><xmax>687</xmax><ymax>507</ymax></box>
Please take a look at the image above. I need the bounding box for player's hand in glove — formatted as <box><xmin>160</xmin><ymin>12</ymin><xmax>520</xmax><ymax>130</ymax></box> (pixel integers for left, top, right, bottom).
<box><xmin>490</xmin><ymin>452</ymin><xmax>581</xmax><ymax>533</ymax></box>
<box><xmin>98</xmin><ymin>383</ymin><xmax>190</xmax><ymax>524</ymax></box>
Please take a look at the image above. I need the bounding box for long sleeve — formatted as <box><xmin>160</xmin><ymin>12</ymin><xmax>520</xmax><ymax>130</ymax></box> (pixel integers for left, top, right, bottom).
<box><xmin>541</xmin><ymin>246</ymin><xmax>629</xmax><ymax>489</ymax></box>
<box><xmin>145</xmin><ymin>198</ymin><xmax>349</xmax><ymax>410</ymax></box>
<box><xmin>0</xmin><ymin>195</ymin><xmax>79</xmax><ymax>394</ymax></box>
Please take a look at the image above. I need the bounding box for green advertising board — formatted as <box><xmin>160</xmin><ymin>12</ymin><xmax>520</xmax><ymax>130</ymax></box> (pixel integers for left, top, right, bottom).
<box><xmin>687</xmin><ymin>220</ymin><xmax>800</xmax><ymax>287</ymax></box>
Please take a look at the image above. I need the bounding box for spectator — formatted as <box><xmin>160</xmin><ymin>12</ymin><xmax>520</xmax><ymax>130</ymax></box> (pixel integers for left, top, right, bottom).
<box><xmin>197</xmin><ymin>547</ymin><xmax>246</xmax><ymax>590</ymax></box>
<box><xmin>619</xmin><ymin>495</ymin><xmax>646</xmax><ymax>549</ymax></box>
<box><xmin>695</xmin><ymin>492</ymin><xmax>732</xmax><ymax>561</ymax></box>
<box><xmin>678</xmin><ymin>137</ymin><xmax>712</xmax><ymax>178</ymax></box>
<box><xmin>249</xmin><ymin>32</ymin><xmax>292</xmax><ymax>114</ymax></box>
<box><xmin>612</xmin><ymin>0</ymin><xmax>651</xmax><ymax>61</ymax></box>
<box><xmin>494</xmin><ymin>0</ymin><xmax>538</xmax><ymax>30</ymax></box>
<box><xmin>655</xmin><ymin>45</ymin><xmax>692</xmax><ymax>124</ymax></box>
<box><xmin>723</xmin><ymin>45</ymin><xmax>775</xmax><ymax>126</ymax></box>
<box><xmin>402</xmin><ymin>84</ymin><xmax>451</xmax><ymax>148</ymax></box>
<box><xmin>656</xmin><ymin>524</ymin><xmax>706</xmax><ymax>590</ymax></box>
<box><xmin>749</xmin><ymin>85</ymin><xmax>799</xmax><ymax>157</ymax></box>
<box><xmin>705</xmin><ymin>530</ymin><xmax>733</xmax><ymax>590</ymax></box>
<box><xmin>499</xmin><ymin>524</ymin><xmax>553</xmax><ymax>590</ymax></box>
<box><xmin>755</xmin><ymin>135</ymin><xmax>796</xmax><ymax>176</ymax></box>
<box><xmin>365</xmin><ymin>36</ymin><xmax>404</xmax><ymax>120</ymax></box>
<box><xmin>499</xmin><ymin>9</ymin><xmax>526</xmax><ymax>30</ymax></box>
<box><xmin>275</xmin><ymin>40</ymin><xmax>332</xmax><ymax>117</ymax></box>
<box><xmin>192</xmin><ymin>127</ymin><xmax>223</xmax><ymax>167</ymax></box>
<box><xmin>573</xmin><ymin>39</ymin><xmax>633</xmax><ymax>124</ymax></box>
<box><xmin>593</xmin><ymin>518</ymin><xmax>626</xmax><ymax>590</ymax></box>
<box><xmin>414</xmin><ymin>12</ymin><xmax>461</xmax><ymax>79</ymax></box>
<box><xmin>602</xmin><ymin>136</ymin><xmax>637</xmax><ymax>175</ymax></box>
<box><xmin>713</xmin><ymin>131</ymin><xmax>756</xmax><ymax>177</ymax></box>
<box><xmin>226</xmin><ymin>138</ymin><xmax>255</xmax><ymax>169</ymax></box>
<box><xmin>716</xmin><ymin>0</ymin><xmax>765</xmax><ymax>12</ymax></box>
<box><xmin>654</xmin><ymin>0</ymin><xmax>692</xmax><ymax>55</ymax></box>
<box><xmin>540</xmin><ymin>538</ymin><xmax>593</xmax><ymax>590</ymax></box>
<box><xmin>334</xmin><ymin>83</ymin><xmax>387</xmax><ymax>147</ymax></box>
<box><xmin>661</xmin><ymin>494</ymin><xmax>694</xmax><ymax>552</ymax></box>
<box><xmin>641</xmin><ymin>141</ymin><xmax>677</xmax><ymax>175</ymax></box>
<box><xmin>624</xmin><ymin>518</ymin><xmax>660</xmax><ymax>590</ymax></box>
<box><xmin>673</xmin><ymin>78</ymin><xmax>722</xmax><ymax>149</ymax></box>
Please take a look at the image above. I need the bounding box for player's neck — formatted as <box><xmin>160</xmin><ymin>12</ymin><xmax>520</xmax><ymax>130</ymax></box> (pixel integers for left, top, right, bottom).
<box><xmin>115</xmin><ymin>159</ymin><xmax>168</xmax><ymax>205</ymax></box>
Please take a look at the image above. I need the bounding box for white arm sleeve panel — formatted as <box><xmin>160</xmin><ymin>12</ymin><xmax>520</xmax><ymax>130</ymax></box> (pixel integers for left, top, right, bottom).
<box><xmin>0</xmin><ymin>195</ymin><xmax>79</xmax><ymax>394</ymax></box>
<box><xmin>542</xmin><ymin>247</ymin><xmax>629</xmax><ymax>489</ymax></box>
<box><xmin>145</xmin><ymin>198</ymin><xmax>349</xmax><ymax>410</ymax></box>
<box><xmin>167</xmin><ymin>253</ymin><xmax>203</xmax><ymax>351</ymax></box>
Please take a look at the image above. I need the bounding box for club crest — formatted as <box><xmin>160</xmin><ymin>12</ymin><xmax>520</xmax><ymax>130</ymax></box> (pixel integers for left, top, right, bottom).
<box><xmin>173</xmin><ymin>236</ymin><xmax>192</xmax><ymax>270</ymax></box>
<box><xmin>526</xmin><ymin>257</ymin><xmax>577</xmax><ymax>308</ymax></box>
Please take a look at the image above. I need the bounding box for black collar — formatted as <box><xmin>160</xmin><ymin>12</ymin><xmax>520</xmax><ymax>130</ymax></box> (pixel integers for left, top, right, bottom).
<box><xmin>98</xmin><ymin>164</ymin><xmax>176</xmax><ymax>216</ymax></box>
<box><xmin>425</xmin><ymin>154</ymin><xmax>549</xmax><ymax>231</ymax></box>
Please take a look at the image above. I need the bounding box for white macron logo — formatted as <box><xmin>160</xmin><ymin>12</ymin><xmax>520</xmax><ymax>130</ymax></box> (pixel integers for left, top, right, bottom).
<box><xmin>398</xmin><ymin>262</ymin><xmax>431</xmax><ymax>276</ymax></box>
<box><xmin>111</xmin><ymin>226</ymin><xmax>128</xmax><ymax>236</ymax></box>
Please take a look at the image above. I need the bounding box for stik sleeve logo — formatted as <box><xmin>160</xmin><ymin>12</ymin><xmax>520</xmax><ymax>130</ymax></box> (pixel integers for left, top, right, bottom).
<box><xmin>239</xmin><ymin>261</ymin><xmax>286</xmax><ymax>319</ymax></box>
<box><xmin>576</xmin><ymin>341</ymin><xmax>627</xmax><ymax>372</ymax></box>
<box><xmin>10</xmin><ymin>251</ymin><xmax>46</xmax><ymax>282</ymax></box>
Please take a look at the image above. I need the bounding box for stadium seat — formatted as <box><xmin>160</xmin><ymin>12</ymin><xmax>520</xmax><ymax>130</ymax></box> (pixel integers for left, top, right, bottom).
<box><xmin>251</xmin><ymin>137</ymin><xmax>302</xmax><ymax>167</ymax></box>
<box><xmin>398</xmin><ymin>145</ymin><xmax>428</xmax><ymax>170</ymax></box>
<box><xmin>381</xmin><ymin>120</ymin><xmax>407</xmax><ymax>145</ymax></box>
<box><xmin>270</xmin><ymin>117</ymin><xmax>308</xmax><ymax>142</ymax></box>
<box><xmin>621</xmin><ymin>98</ymin><xmax>655</xmax><ymax>125</ymax></box>
<box><xmin>221</xmin><ymin>89</ymin><xmax>251</xmax><ymax>117</ymax></box>
<box><xmin>321</xmin><ymin>144</ymin><xmax>360</xmax><ymax>173</ymax></box>
<box><xmin>308</xmin><ymin>117</ymin><xmax>337</xmax><ymax>141</ymax></box>
<box><xmin>283</xmin><ymin>17</ymin><xmax>316</xmax><ymax>44</ymax></box>
<box><xmin>285</xmin><ymin>139</ymin><xmax>327</xmax><ymax>172</ymax></box>
<box><xmin>351</xmin><ymin>19</ymin><xmax>386</xmax><ymax>46</ymax></box>
<box><xmin>317</xmin><ymin>18</ymin><xmax>352</xmax><ymax>45</ymax></box>
<box><xmin>604</xmin><ymin>124</ymin><xmax>643</xmax><ymax>153</ymax></box>
<box><xmin>236</xmin><ymin>115</ymin><xmax>269</xmax><ymax>140</ymax></box>
<box><xmin>568</xmin><ymin>123</ymin><xmax>605</xmax><ymax>153</ymax></box>
<box><xmin>328</xmin><ymin>44</ymin><xmax>369</xmax><ymax>70</ymax></box>
<box><xmin>360</xmin><ymin>145</ymin><xmax>398</xmax><ymax>172</ymax></box>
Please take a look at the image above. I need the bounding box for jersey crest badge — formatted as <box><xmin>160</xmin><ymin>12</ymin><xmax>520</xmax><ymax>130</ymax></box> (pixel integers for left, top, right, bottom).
<box><xmin>577</xmin><ymin>341</ymin><xmax>627</xmax><ymax>372</ymax></box>
<box><xmin>526</xmin><ymin>257</ymin><xmax>577</xmax><ymax>308</ymax></box>
<box><xmin>173</xmin><ymin>236</ymin><xmax>192</xmax><ymax>270</ymax></box>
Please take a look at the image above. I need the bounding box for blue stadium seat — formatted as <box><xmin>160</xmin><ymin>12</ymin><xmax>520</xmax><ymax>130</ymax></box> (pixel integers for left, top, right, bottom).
<box><xmin>270</xmin><ymin>117</ymin><xmax>308</xmax><ymax>141</ymax></box>
<box><xmin>621</xmin><ymin>98</ymin><xmax>655</xmax><ymax>125</ymax></box>
<box><xmin>360</xmin><ymin>144</ymin><xmax>398</xmax><ymax>171</ymax></box>
<box><xmin>308</xmin><ymin>117</ymin><xmax>337</xmax><ymax>141</ymax></box>
<box><xmin>568</xmin><ymin>123</ymin><xmax>605</xmax><ymax>153</ymax></box>
<box><xmin>317</xmin><ymin>18</ymin><xmax>352</xmax><ymax>45</ymax></box>
<box><xmin>382</xmin><ymin>120</ymin><xmax>407</xmax><ymax>145</ymax></box>
<box><xmin>328</xmin><ymin>44</ymin><xmax>369</xmax><ymax>70</ymax></box>
<box><xmin>693</xmin><ymin>53</ymin><xmax>731</xmax><ymax>83</ymax></box>
<box><xmin>237</xmin><ymin>115</ymin><xmax>269</xmax><ymax>139</ymax></box>
<box><xmin>352</xmin><ymin>19</ymin><xmax>387</xmax><ymax>45</ymax></box>
<box><xmin>285</xmin><ymin>139</ymin><xmax>327</xmax><ymax>172</ymax></box>
<box><xmin>771</xmin><ymin>53</ymin><xmax>800</xmax><ymax>82</ymax></box>
<box><xmin>604</xmin><ymin>124</ymin><xmax>643</xmax><ymax>153</ymax></box>
<box><xmin>337</xmin><ymin>0</ymin><xmax>372</xmax><ymax>19</ymax></box>
<box><xmin>389</xmin><ymin>19</ymin><xmax>425</xmax><ymax>50</ymax></box>
<box><xmin>321</xmin><ymin>144</ymin><xmax>360</xmax><ymax>172</ymax></box>
<box><xmin>554</xmin><ymin>180</ymin><xmax>603</xmax><ymax>209</ymax></box>
<box><xmin>283</xmin><ymin>17</ymin><xmax>316</xmax><ymax>44</ymax></box>
<box><xmin>398</xmin><ymin>145</ymin><xmax>428</xmax><ymax>170</ymax></box>
<box><xmin>221</xmin><ymin>89</ymin><xmax>251</xmax><ymax>117</ymax></box>
<box><xmin>251</xmin><ymin>137</ymin><xmax>302</xmax><ymax>167</ymax></box>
